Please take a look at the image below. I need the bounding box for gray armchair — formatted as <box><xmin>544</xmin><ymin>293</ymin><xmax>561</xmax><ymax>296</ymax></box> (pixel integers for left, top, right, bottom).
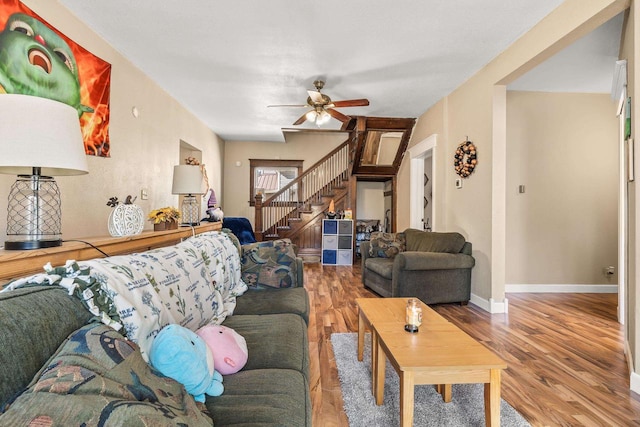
<box><xmin>360</xmin><ymin>229</ymin><xmax>475</xmax><ymax>305</ymax></box>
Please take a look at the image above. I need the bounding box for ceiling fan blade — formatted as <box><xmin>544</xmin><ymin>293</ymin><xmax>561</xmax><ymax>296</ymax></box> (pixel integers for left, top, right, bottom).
<box><xmin>267</xmin><ymin>104</ymin><xmax>308</xmax><ymax>108</ymax></box>
<box><xmin>331</xmin><ymin>99</ymin><xmax>370</xmax><ymax>108</ymax></box>
<box><xmin>293</xmin><ymin>112</ymin><xmax>309</xmax><ymax>125</ymax></box>
<box><xmin>326</xmin><ymin>108</ymin><xmax>351</xmax><ymax>123</ymax></box>
<box><xmin>307</xmin><ymin>90</ymin><xmax>324</xmax><ymax>104</ymax></box>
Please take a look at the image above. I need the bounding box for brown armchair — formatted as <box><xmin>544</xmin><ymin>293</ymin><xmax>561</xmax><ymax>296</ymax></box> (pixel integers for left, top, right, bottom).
<box><xmin>360</xmin><ymin>229</ymin><xmax>475</xmax><ymax>305</ymax></box>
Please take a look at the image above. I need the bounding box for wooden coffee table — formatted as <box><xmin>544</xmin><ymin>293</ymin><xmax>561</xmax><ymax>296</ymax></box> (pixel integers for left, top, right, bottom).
<box><xmin>356</xmin><ymin>297</ymin><xmax>507</xmax><ymax>427</ymax></box>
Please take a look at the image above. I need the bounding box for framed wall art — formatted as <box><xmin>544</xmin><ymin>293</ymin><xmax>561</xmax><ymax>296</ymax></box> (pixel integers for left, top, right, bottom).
<box><xmin>0</xmin><ymin>0</ymin><xmax>111</xmax><ymax>157</ymax></box>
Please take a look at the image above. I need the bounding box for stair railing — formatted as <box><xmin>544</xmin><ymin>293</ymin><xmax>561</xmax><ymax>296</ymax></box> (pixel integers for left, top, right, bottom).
<box><xmin>254</xmin><ymin>138</ymin><xmax>352</xmax><ymax>239</ymax></box>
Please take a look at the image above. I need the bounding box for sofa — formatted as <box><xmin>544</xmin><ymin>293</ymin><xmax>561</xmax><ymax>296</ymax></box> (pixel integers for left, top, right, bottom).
<box><xmin>0</xmin><ymin>231</ymin><xmax>310</xmax><ymax>426</ymax></box>
<box><xmin>361</xmin><ymin>228</ymin><xmax>475</xmax><ymax>304</ymax></box>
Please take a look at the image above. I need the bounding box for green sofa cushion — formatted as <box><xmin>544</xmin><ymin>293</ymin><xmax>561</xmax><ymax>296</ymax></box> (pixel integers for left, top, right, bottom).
<box><xmin>404</xmin><ymin>228</ymin><xmax>467</xmax><ymax>253</ymax></box>
<box><xmin>207</xmin><ymin>368</ymin><xmax>310</xmax><ymax>427</ymax></box>
<box><xmin>222</xmin><ymin>313</ymin><xmax>309</xmax><ymax>381</ymax></box>
<box><xmin>233</xmin><ymin>287</ymin><xmax>310</xmax><ymax>324</ymax></box>
<box><xmin>0</xmin><ymin>323</ymin><xmax>212</xmax><ymax>426</ymax></box>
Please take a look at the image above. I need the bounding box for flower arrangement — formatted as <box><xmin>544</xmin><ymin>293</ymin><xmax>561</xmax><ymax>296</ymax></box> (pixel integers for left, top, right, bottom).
<box><xmin>147</xmin><ymin>207</ymin><xmax>181</xmax><ymax>224</ymax></box>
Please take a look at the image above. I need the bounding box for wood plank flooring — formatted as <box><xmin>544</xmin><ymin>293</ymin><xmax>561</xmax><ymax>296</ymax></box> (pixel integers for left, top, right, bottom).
<box><xmin>305</xmin><ymin>262</ymin><xmax>640</xmax><ymax>426</ymax></box>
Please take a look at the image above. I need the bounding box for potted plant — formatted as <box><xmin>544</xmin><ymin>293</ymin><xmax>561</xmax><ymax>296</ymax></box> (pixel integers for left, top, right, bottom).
<box><xmin>148</xmin><ymin>206</ymin><xmax>181</xmax><ymax>231</ymax></box>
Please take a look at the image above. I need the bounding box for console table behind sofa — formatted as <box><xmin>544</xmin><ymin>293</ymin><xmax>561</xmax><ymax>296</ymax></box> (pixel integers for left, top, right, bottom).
<box><xmin>0</xmin><ymin>222</ymin><xmax>221</xmax><ymax>285</ymax></box>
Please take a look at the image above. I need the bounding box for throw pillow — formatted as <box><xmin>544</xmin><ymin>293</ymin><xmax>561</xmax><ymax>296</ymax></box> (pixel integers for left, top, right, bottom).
<box><xmin>404</xmin><ymin>228</ymin><xmax>466</xmax><ymax>253</ymax></box>
<box><xmin>0</xmin><ymin>323</ymin><xmax>213</xmax><ymax>426</ymax></box>
<box><xmin>241</xmin><ymin>239</ymin><xmax>298</xmax><ymax>289</ymax></box>
<box><xmin>368</xmin><ymin>232</ymin><xmax>406</xmax><ymax>258</ymax></box>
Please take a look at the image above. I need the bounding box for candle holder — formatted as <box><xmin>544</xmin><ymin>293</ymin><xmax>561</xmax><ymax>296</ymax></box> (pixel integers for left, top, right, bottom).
<box><xmin>404</xmin><ymin>298</ymin><xmax>422</xmax><ymax>333</ymax></box>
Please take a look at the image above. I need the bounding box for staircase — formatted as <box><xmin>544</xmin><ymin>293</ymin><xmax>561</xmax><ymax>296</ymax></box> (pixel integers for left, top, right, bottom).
<box><xmin>253</xmin><ymin>116</ymin><xmax>416</xmax><ymax>259</ymax></box>
<box><xmin>254</xmin><ymin>137</ymin><xmax>353</xmax><ymax>258</ymax></box>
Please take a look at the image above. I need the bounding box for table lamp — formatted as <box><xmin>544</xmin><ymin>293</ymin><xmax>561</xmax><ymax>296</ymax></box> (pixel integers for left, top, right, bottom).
<box><xmin>0</xmin><ymin>94</ymin><xmax>88</xmax><ymax>250</ymax></box>
<box><xmin>172</xmin><ymin>164</ymin><xmax>204</xmax><ymax>226</ymax></box>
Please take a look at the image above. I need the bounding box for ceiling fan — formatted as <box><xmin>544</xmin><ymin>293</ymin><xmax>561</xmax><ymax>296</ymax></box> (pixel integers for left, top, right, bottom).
<box><xmin>269</xmin><ymin>80</ymin><xmax>369</xmax><ymax>126</ymax></box>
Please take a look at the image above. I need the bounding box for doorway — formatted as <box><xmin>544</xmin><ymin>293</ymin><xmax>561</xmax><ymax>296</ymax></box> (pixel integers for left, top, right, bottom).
<box><xmin>502</xmin><ymin>13</ymin><xmax>623</xmax><ymax>319</ymax></box>
<box><xmin>409</xmin><ymin>134</ymin><xmax>437</xmax><ymax>230</ymax></box>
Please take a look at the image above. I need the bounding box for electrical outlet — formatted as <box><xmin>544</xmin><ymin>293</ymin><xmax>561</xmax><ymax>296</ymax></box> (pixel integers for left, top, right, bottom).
<box><xmin>604</xmin><ymin>266</ymin><xmax>615</xmax><ymax>276</ymax></box>
<box><xmin>141</xmin><ymin>188</ymin><xmax>149</xmax><ymax>200</ymax></box>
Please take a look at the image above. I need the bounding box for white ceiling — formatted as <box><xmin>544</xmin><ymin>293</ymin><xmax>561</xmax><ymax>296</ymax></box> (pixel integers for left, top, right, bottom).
<box><xmin>56</xmin><ymin>1</ymin><xmax>620</xmax><ymax>143</ymax></box>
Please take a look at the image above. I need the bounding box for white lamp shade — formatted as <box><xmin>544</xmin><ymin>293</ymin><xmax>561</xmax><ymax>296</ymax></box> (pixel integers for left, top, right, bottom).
<box><xmin>0</xmin><ymin>94</ymin><xmax>88</xmax><ymax>176</ymax></box>
<box><xmin>172</xmin><ymin>164</ymin><xmax>205</xmax><ymax>195</ymax></box>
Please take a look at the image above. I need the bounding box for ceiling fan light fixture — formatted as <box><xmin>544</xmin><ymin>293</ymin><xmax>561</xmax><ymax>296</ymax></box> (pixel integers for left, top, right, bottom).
<box><xmin>305</xmin><ymin>110</ymin><xmax>317</xmax><ymax>122</ymax></box>
<box><xmin>317</xmin><ymin>110</ymin><xmax>331</xmax><ymax>126</ymax></box>
<box><xmin>277</xmin><ymin>80</ymin><xmax>369</xmax><ymax>126</ymax></box>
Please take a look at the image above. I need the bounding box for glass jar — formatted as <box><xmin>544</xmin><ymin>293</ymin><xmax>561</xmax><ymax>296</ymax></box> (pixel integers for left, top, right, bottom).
<box><xmin>405</xmin><ymin>298</ymin><xmax>422</xmax><ymax>333</ymax></box>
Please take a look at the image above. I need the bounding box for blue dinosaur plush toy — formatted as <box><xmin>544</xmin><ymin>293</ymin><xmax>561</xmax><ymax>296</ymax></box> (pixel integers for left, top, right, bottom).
<box><xmin>149</xmin><ymin>324</ymin><xmax>224</xmax><ymax>402</ymax></box>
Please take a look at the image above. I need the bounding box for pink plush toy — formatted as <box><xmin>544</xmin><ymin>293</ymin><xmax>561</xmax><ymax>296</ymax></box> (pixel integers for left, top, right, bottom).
<box><xmin>196</xmin><ymin>325</ymin><xmax>248</xmax><ymax>375</ymax></box>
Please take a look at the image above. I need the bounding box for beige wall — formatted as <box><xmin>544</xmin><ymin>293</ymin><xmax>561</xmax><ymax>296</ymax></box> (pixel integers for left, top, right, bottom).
<box><xmin>619</xmin><ymin>4</ymin><xmax>638</xmax><ymax>374</ymax></box>
<box><xmin>398</xmin><ymin>99</ymin><xmax>448</xmax><ymax>232</ymax></box>
<box><xmin>0</xmin><ymin>0</ymin><xmax>224</xmax><ymax>241</ymax></box>
<box><xmin>223</xmin><ymin>132</ymin><xmax>347</xmax><ymax>222</ymax></box>
<box><xmin>506</xmin><ymin>91</ymin><xmax>618</xmax><ymax>285</ymax></box>
<box><xmin>356</xmin><ymin>181</ymin><xmax>385</xmax><ymax>222</ymax></box>
<box><xmin>400</xmin><ymin>0</ymin><xmax>629</xmax><ymax>305</ymax></box>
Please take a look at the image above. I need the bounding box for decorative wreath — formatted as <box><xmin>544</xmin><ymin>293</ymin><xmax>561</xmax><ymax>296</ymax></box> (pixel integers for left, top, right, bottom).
<box><xmin>454</xmin><ymin>140</ymin><xmax>477</xmax><ymax>178</ymax></box>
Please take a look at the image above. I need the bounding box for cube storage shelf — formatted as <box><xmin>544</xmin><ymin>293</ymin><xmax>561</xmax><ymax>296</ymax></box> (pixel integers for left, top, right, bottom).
<box><xmin>322</xmin><ymin>219</ymin><xmax>353</xmax><ymax>265</ymax></box>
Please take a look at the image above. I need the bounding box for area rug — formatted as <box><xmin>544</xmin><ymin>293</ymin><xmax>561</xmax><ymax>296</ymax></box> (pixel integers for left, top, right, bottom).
<box><xmin>331</xmin><ymin>332</ymin><xmax>530</xmax><ymax>427</ymax></box>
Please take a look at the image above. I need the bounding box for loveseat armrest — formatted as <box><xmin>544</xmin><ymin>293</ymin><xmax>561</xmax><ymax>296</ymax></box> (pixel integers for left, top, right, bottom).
<box><xmin>360</xmin><ymin>241</ymin><xmax>371</xmax><ymax>262</ymax></box>
<box><xmin>393</xmin><ymin>251</ymin><xmax>475</xmax><ymax>271</ymax></box>
<box><xmin>295</xmin><ymin>257</ymin><xmax>304</xmax><ymax>287</ymax></box>
<box><xmin>360</xmin><ymin>241</ymin><xmax>371</xmax><ymax>284</ymax></box>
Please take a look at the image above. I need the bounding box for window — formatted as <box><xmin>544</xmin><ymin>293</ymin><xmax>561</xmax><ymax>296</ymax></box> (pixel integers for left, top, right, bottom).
<box><xmin>249</xmin><ymin>159</ymin><xmax>303</xmax><ymax>206</ymax></box>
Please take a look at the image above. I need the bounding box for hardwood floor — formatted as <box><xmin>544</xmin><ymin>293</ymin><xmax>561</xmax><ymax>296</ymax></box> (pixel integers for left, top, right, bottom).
<box><xmin>305</xmin><ymin>262</ymin><xmax>640</xmax><ymax>426</ymax></box>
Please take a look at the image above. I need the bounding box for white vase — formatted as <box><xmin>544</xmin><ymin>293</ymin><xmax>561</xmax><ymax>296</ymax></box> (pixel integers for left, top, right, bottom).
<box><xmin>108</xmin><ymin>204</ymin><xmax>144</xmax><ymax>237</ymax></box>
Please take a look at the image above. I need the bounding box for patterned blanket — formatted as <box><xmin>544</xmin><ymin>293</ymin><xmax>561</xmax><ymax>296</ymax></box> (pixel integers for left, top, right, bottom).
<box><xmin>4</xmin><ymin>231</ymin><xmax>248</xmax><ymax>361</ymax></box>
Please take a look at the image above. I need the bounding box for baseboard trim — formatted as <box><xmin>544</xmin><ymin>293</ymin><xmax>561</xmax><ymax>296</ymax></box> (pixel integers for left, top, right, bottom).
<box><xmin>624</xmin><ymin>340</ymin><xmax>640</xmax><ymax>395</ymax></box>
<box><xmin>470</xmin><ymin>293</ymin><xmax>509</xmax><ymax>314</ymax></box>
<box><xmin>631</xmin><ymin>372</ymin><xmax>640</xmax><ymax>395</ymax></box>
<box><xmin>505</xmin><ymin>284</ymin><xmax>618</xmax><ymax>293</ymax></box>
